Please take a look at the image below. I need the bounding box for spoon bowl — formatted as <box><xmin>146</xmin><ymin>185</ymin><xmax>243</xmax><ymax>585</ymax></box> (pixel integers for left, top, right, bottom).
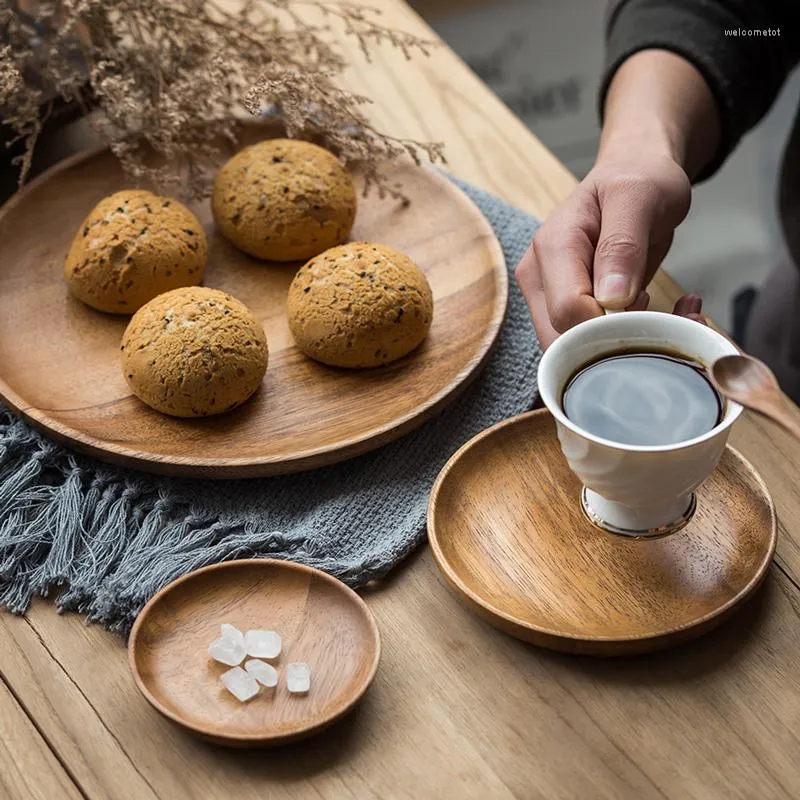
<box><xmin>711</xmin><ymin>354</ymin><xmax>778</xmax><ymax>400</ymax></box>
<box><xmin>710</xmin><ymin>354</ymin><xmax>800</xmax><ymax>442</ymax></box>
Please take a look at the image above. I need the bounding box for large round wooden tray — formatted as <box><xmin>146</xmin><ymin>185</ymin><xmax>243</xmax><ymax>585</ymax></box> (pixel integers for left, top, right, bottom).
<box><xmin>0</xmin><ymin>129</ymin><xmax>507</xmax><ymax>478</ymax></box>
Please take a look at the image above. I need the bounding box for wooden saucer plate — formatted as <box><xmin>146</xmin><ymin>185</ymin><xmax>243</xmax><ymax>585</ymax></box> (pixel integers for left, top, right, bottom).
<box><xmin>428</xmin><ymin>409</ymin><xmax>777</xmax><ymax>656</ymax></box>
<box><xmin>128</xmin><ymin>559</ymin><xmax>380</xmax><ymax>746</ymax></box>
<box><xmin>0</xmin><ymin>125</ymin><xmax>507</xmax><ymax>478</ymax></box>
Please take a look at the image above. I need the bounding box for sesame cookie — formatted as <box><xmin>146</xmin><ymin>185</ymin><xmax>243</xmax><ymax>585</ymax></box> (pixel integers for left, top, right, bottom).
<box><xmin>121</xmin><ymin>287</ymin><xmax>268</xmax><ymax>418</ymax></box>
<box><xmin>211</xmin><ymin>139</ymin><xmax>357</xmax><ymax>262</ymax></box>
<box><xmin>64</xmin><ymin>190</ymin><xmax>207</xmax><ymax>314</ymax></box>
<box><xmin>287</xmin><ymin>242</ymin><xmax>433</xmax><ymax>369</ymax></box>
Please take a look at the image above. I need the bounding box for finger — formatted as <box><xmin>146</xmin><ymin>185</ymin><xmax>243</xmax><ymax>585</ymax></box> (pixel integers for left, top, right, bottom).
<box><xmin>537</xmin><ymin>196</ymin><xmax>604</xmax><ymax>333</ymax></box>
<box><xmin>593</xmin><ymin>184</ymin><xmax>656</xmax><ymax>309</ymax></box>
<box><xmin>514</xmin><ymin>243</ymin><xmax>561</xmax><ymax>350</ymax></box>
<box><xmin>645</xmin><ymin>232</ymin><xmax>675</xmax><ymax>285</ymax></box>
<box><xmin>627</xmin><ymin>290</ymin><xmax>650</xmax><ymax>311</ymax></box>
<box><xmin>673</xmin><ymin>293</ymin><xmax>702</xmax><ymax>317</ymax></box>
<box><xmin>686</xmin><ymin>312</ymin><xmax>707</xmax><ymax>326</ymax></box>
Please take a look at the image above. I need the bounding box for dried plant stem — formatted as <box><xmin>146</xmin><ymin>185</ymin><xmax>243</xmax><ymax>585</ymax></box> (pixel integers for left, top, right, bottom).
<box><xmin>0</xmin><ymin>0</ymin><xmax>445</xmax><ymax>199</ymax></box>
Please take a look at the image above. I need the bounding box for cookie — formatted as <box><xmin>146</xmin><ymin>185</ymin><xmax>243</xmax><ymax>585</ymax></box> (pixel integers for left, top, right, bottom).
<box><xmin>287</xmin><ymin>242</ymin><xmax>433</xmax><ymax>368</ymax></box>
<box><xmin>121</xmin><ymin>287</ymin><xmax>268</xmax><ymax>418</ymax></box>
<box><xmin>64</xmin><ymin>190</ymin><xmax>207</xmax><ymax>314</ymax></box>
<box><xmin>212</xmin><ymin>139</ymin><xmax>357</xmax><ymax>262</ymax></box>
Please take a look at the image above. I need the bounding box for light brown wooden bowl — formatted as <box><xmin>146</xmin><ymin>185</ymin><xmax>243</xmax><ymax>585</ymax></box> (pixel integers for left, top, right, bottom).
<box><xmin>128</xmin><ymin>559</ymin><xmax>380</xmax><ymax>747</ymax></box>
<box><xmin>0</xmin><ymin>125</ymin><xmax>507</xmax><ymax>478</ymax></box>
<box><xmin>428</xmin><ymin>409</ymin><xmax>777</xmax><ymax>656</ymax></box>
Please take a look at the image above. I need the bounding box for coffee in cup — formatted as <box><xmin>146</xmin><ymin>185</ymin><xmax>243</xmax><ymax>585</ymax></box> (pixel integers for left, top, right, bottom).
<box><xmin>561</xmin><ymin>348</ymin><xmax>725</xmax><ymax>447</ymax></box>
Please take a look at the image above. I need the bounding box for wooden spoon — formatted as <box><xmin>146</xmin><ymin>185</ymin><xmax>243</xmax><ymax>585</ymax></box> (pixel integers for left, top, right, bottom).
<box><xmin>709</xmin><ymin>353</ymin><xmax>800</xmax><ymax>441</ymax></box>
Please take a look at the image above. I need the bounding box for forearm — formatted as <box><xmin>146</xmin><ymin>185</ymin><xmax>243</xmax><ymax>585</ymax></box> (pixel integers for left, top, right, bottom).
<box><xmin>598</xmin><ymin>49</ymin><xmax>720</xmax><ymax>180</ymax></box>
<box><xmin>602</xmin><ymin>0</ymin><xmax>800</xmax><ymax>182</ymax></box>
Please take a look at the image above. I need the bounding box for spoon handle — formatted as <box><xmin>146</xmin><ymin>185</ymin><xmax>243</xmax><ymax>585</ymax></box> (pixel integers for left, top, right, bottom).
<box><xmin>770</xmin><ymin>392</ymin><xmax>800</xmax><ymax>443</ymax></box>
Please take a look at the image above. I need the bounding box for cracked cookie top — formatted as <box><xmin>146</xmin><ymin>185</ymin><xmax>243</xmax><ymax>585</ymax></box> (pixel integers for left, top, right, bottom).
<box><xmin>64</xmin><ymin>190</ymin><xmax>207</xmax><ymax>315</ymax></box>
<box><xmin>211</xmin><ymin>139</ymin><xmax>357</xmax><ymax>263</ymax></box>
<box><xmin>287</xmin><ymin>242</ymin><xmax>433</xmax><ymax>369</ymax></box>
<box><xmin>120</xmin><ymin>286</ymin><xmax>268</xmax><ymax>418</ymax></box>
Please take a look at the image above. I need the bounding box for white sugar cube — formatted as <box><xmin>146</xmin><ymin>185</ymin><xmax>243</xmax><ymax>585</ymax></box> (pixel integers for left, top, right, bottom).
<box><xmin>221</xmin><ymin>667</ymin><xmax>259</xmax><ymax>702</ymax></box>
<box><xmin>286</xmin><ymin>662</ymin><xmax>311</xmax><ymax>694</ymax></box>
<box><xmin>245</xmin><ymin>629</ymin><xmax>282</xmax><ymax>660</ymax></box>
<box><xmin>208</xmin><ymin>637</ymin><xmax>246</xmax><ymax>667</ymax></box>
<box><xmin>220</xmin><ymin>623</ymin><xmax>245</xmax><ymax>648</ymax></box>
<box><xmin>244</xmin><ymin>659</ymin><xmax>279</xmax><ymax>688</ymax></box>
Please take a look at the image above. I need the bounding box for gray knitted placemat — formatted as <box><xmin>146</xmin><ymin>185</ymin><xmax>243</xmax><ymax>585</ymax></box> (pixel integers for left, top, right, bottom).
<box><xmin>0</xmin><ymin>178</ymin><xmax>541</xmax><ymax>634</ymax></box>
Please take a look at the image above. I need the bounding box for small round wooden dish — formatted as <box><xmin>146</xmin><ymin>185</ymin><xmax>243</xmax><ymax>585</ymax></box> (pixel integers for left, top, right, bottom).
<box><xmin>128</xmin><ymin>559</ymin><xmax>380</xmax><ymax>746</ymax></box>
<box><xmin>0</xmin><ymin>125</ymin><xmax>507</xmax><ymax>478</ymax></box>
<box><xmin>428</xmin><ymin>409</ymin><xmax>777</xmax><ymax>656</ymax></box>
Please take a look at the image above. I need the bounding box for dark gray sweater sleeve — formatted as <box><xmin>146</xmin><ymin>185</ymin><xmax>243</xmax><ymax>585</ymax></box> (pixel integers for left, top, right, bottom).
<box><xmin>600</xmin><ymin>0</ymin><xmax>800</xmax><ymax>180</ymax></box>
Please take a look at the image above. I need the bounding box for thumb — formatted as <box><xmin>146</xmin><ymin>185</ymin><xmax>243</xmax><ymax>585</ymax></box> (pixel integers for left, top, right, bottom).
<box><xmin>593</xmin><ymin>189</ymin><xmax>653</xmax><ymax>310</ymax></box>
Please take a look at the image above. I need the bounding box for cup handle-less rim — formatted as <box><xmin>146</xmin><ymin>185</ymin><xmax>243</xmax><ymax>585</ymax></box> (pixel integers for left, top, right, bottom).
<box><xmin>538</xmin><ymin>311</ymin><xmax>743</xmax><ymax>454</ymax></box>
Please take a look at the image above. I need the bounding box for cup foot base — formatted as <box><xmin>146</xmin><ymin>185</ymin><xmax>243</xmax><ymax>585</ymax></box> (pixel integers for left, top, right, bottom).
<box><xmin>580</xmin><ymin>488</ymin><xmax>697</xmax><ymax>539</ymax></box>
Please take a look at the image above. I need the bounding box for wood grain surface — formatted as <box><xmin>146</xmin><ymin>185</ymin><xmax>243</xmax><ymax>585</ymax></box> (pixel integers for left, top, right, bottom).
<box><xmin>3</xmin><ymin>1</ymin><xmax>800</xmax><ymax>798</ymax></box>
<box><xmin>428</xmin><ymin>409</ymin><xmax>776</xmax><ymax>655</ymax></box>
<box><xmin>0</xmin><ymin>128</ymin><xmax>507</xmax><ymax>478</ymax></box>
<box><xmin>129</xmin><ymin>560</ymin><xmax>380</xmax><ymax>746</ymax></box>
<box><xmin>0</xmin><ymin>679</ymin><xmax>82</xmax><ymax>800</ymax></box>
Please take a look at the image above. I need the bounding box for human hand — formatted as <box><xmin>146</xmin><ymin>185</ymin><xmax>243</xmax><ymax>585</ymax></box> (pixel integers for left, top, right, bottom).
<box><xmin>515</xmin><ymin>151</ymin><xmax>701</xmax><ymax>349</ymax></box>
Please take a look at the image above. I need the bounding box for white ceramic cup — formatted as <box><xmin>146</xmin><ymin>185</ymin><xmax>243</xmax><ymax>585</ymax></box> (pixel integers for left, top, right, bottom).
<box><xmin>538</xmin><ymin>311</ymin><xmax>742</xmax><ymax>536</ymax></box>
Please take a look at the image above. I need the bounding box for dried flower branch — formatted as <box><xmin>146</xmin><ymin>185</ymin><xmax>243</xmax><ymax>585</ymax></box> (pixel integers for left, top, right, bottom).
<box><xmin>0</xmin><ymin>0</ymin><xmax>445</xmax><ymax>199</ymax></box>
<box><xmin>0</xmin><ymin>42</ymin><xmax>45</xmax><ymax>183</ymax></box>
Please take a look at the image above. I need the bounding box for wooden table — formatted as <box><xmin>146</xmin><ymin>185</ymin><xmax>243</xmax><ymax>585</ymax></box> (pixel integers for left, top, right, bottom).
<box><xmin>3</xmin><ymin>2</ymin><xmax>800</xmax><ymax>798</ymax></box>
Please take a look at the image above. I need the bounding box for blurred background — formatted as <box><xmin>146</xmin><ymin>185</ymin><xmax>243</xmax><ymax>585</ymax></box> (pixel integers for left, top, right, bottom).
<box><xmin>409</xmin><ymin>0</ymin><xmax>800</xmax><ymax>337</ymax></box>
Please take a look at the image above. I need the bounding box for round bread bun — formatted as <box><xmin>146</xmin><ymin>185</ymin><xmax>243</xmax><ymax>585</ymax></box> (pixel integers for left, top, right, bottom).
<box><xmin>121</xmin><ymin>287</ymin><xmax>268</xmax><ymax>418</ymax></box>
<box><xmin>64</xmin><ymin>190</ymin><xmax>206</xmax><ymax>314</ymax></box>
<box><xmin>211</xmin><ymin>139</ymin><xmax>357</xmax><ymax>262</ymax></box>
<box><xmin>287</xmin><ymin>242</ymin><xmax>434</xmax><ymax>369</ymax></box>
